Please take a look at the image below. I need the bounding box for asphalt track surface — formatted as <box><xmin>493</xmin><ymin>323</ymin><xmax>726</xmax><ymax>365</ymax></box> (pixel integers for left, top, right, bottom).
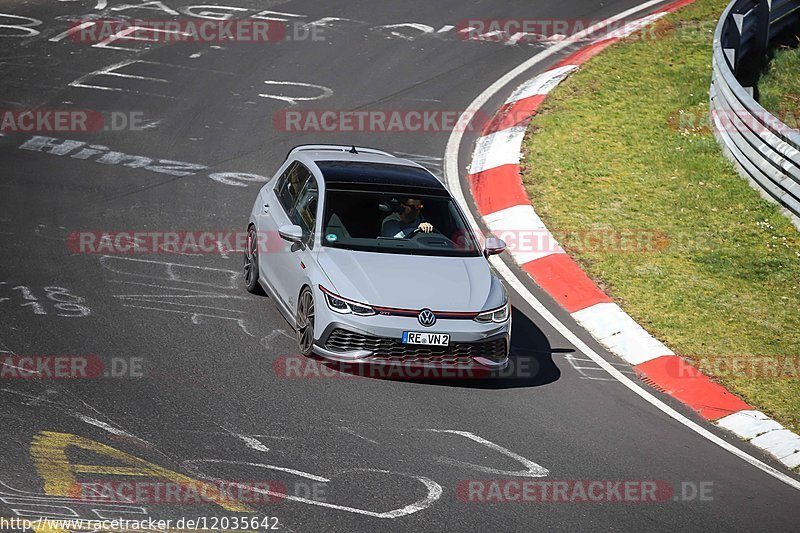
<box><xmin>1</xmin><ymin>0</ymin><xmax>799</xmax><ymax>531</ymax></box>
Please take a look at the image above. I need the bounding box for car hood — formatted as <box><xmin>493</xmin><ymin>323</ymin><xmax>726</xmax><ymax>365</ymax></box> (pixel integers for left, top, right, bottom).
<box><xmin>316</xmin><ymin>248</ymin><xmax>504</xmax><ymax>311</ymax></box>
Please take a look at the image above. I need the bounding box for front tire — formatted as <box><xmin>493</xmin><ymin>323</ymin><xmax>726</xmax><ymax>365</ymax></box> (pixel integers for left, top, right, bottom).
<box><xmin>243</xmin><ymin>225</ymin><xmax>262</xmax><ymax>294</ymax></box>
<box><xmin>296</xmin><ymin>287</ymin><xmax>315</xmax><ymax>356</ymax></box>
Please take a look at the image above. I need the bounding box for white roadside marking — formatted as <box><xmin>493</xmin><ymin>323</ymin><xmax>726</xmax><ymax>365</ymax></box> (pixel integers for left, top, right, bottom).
<box><xmin>215</xmin><ymin>240</ymin><xmax>229</xmax><ymax>259</ymax></box>
<box><xmin>483</xmin><ymin>204</ymin><xmax>563</xmax><ymax>264</ymax></box>
<box><xmin>0</xmin><ymin>388</ymin><xmax>148</xmax><ymax>445</ymax></box>
<box><xmin>572</xmin><ymin>303</ymin><xmax>674</xmax><ymax>365</ymax></box>
<box><xmin>99</xmin><ymin>256</ymin><xmax>239</xmax><ymax>289</ymax></box>
<box><xmin>468</xmin><ymin>128</ymin><xmax>526</xmax><ymax>174</ymax></box>
<box><xmin>48</xmin><ymin>21</ymin><xmax>95</xmax><ymax>42</ymax></box>
<box><xmin>258</xmin><ymin>81</ymin><xmax>333</xmax><ymax>105</ymax></box>
<box><xmin>183</xmin><ymin>460</ymin><xmax>442</xmax><ymax>518</ymax></box>
<box><xmin>506</xmin><ymin>65</ymin><xmax>578</xmax><ymax>103</ymax></box>
<box><xmin>423</xmin><ymin>429</ymin><xmax>549</xmax><ymax>477</ymax></box>
<box><xmin>335</xmin><ymin>425</ymin><xmax>380</xmax><ymax>445</ymax></box>
<box><xmin>444</xmin><ymin>0</ymin><xmax>800</xmax><ymax>490</ymax></box>
<box><xmin>219</xmin><ymin>426</ymin><xmax>270</xmax><ymax>453</ymax></box>
<box><xmin>564</xmin><ymin>353</ymin><xmax>635</xmax><ymax>382</ymax></box>
<box><xmin>69</xmin><ymin>59</ymin><xmax>170</xmax><ymax>94</ymax></box>
<box><xmin>186</xmin><ymin>459</ymin><xmax>330</xmax><ymax>483</ymax></box>
<box><xmin>717</xmin><ymin>411</ymin><xmax>785</xmax><ymax>439</ymax></box>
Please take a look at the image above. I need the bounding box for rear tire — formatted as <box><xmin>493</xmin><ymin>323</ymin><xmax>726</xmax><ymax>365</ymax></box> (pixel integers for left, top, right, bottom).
<box><xmin>243</xmin><ymin>225</ymin><xmax>263</xmax><ymax>294</ymax></box>
<box><xmin>296</xmin><ymin>287</ymin><xmax>315</xmax><ymax>356</ymax></box>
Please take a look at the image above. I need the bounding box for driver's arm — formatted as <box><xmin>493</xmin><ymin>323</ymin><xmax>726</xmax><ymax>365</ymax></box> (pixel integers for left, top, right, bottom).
<box><xmin>381</xmin><ymin>219</ymin><xmax>404</xmax><ymax>238</ymax></box>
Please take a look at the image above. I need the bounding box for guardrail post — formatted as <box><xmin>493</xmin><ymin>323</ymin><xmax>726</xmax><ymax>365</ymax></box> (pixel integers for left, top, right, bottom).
<box><xmin>710</xmin><ymin>0</ymin><xmax>800</xmax><ymax>231</ymax></box>
<box><xmin>753</xmin><ymin>0</ymin><xmax>773</xmax><ymax>58</ymax></box>
<box><xmin>722</xmin><ymin>11</ymin><xmax>743</xmax><ymax>72</ymax></box>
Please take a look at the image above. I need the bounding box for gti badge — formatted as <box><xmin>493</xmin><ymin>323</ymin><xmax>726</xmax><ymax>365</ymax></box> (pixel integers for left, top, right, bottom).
<box><xmin>418</xmin><ymin>308</ymin><xmax>436</xmax><ymax>327</ymax></box>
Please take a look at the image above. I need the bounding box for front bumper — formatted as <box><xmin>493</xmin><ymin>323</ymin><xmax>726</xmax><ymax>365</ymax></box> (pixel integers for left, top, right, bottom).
<box><xmin>311</xmin><ymin>319</ymin><xmax>510</xmax><ymax>370</ymax></box>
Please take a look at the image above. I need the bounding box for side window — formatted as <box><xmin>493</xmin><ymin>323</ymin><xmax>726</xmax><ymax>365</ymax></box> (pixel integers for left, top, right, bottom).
<box><xmin>275</xmin><ymin>161</ymin><xmax>311</xmax><ymax>214</ymax></box>
<box><xmin>289</xmin><ymin>175</ymin><xmax>319</xmax><ymax>248</ymax></box>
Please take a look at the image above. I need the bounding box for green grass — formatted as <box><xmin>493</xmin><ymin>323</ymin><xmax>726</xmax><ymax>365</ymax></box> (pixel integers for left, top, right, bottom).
<box><xmin>521</xmin><ymin>0</ymin><xmax>800</xmax><ymax>433</ymax></box>
<box><xmin>758</xmin><ymin>43</ymin><xmax>800</xmax><ymax>127</ymax></box>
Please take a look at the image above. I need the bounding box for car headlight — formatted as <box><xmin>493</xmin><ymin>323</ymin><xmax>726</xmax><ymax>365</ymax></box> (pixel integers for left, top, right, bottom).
<box><xmin>474</xmin><ymin>302</ymin><xmax>510</xmax><ymax>323</ymax></box>
<box><xmin>320</xmin><ymin>285</ymin><xmax>376</xmax><ymax>316</ymax></box>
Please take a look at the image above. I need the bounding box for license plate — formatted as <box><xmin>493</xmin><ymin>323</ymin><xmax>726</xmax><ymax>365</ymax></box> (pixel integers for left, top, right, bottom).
<box><xmin>402</xmin><ymin>331</ymin><xmax>450</xmax><ymax>346</ymax></box>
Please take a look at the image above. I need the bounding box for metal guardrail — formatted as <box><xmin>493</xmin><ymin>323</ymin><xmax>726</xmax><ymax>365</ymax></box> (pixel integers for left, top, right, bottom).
<box><xmin>710</xmin><ymin>0</ymin><xmax>800</xmax><ymax>229</ymax></box>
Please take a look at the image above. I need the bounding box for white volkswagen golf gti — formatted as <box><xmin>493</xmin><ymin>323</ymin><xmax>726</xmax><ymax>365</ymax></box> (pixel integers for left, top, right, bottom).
<box><xmin>245</xmin><ymin>144</ymin><xmax>510</xmax><ymax>369</ymax></box>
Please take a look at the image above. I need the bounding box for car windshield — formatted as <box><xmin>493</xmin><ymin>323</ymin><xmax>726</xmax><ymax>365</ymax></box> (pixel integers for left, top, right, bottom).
<box><xmin>322</xmin><ymin>188</ymin><xmax>482</xmax><ymax>257</ymax></box>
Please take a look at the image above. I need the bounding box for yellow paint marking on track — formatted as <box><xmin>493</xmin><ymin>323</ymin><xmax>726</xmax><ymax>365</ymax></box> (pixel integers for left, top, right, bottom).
<box><xmin>72</xmin><ymin>465</ymin><xmax>155</xmax><ymax>476</ymax></box>
<box><xmin>26</xmin><ymin>431</ymin><xmax>254</xmax><ymax>533</ymax></box>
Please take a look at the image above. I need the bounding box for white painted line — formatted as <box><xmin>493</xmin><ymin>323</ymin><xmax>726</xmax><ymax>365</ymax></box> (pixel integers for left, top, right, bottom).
<box><xmin>93</xmin><ymin>26</ymin><xmax>191</xmax><ymax>52</ymax></box>
<box><xmin>184</xmin><ymin>460</ymin><xmax>442</xmax><ymax>518</ymax></box>
<box><xmin>468</xmin><ymin>128</ymin><xmax>526</xmax><ymax>174</ymax></box>
<box><xmin>69</xmin><ymin>59</ymin><xmax>169</xmax><ymax>94</ymax></box>
<box><xmin>506</xmin><ymin>65</ymin><xmax>578</xmax><ymax>103</ymax></box>
<box><xmin>186</xmin><ymin>459</ymin><xmax>329</xmax><ymax>482</ymax></box>
<box><xmin>219</xmin><ymin>426</ymin><xmax>270</xmax><ymax>452</ymax></box>
<box><xmin>423</xmin><ymin>429</ymin><xmax>549</xmax><ymax>477</ymax></box>
<box><xmin>444</xmin><ymin>0</ymin><xmax>800</xmax><ymax>490</ymax></box>
<box><xmin>115</xmin><ymin>298</ymin><xmax>244</xmax><ymax>314</ymax></box>
<box><xmin>607</xmin><ymin>13</ymin><xmax>668</xmax><ymax>38</ymax></box>
<box><xmin>488</xmin><ymin>255</ymin><xmax>800</xmax><ymax>488</ymax></box>
<box><xmin>1</xmin><ymin>361</ymin><xmax>40</xmax><ymax>374</ymax></box>
<box><xmin>48</xmin><ymin>22</ymin><xmax>96</xmax><ymax>43</ymax></box>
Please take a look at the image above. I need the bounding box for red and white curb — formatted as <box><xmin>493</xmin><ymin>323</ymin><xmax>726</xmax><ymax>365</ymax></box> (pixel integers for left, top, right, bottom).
<box><xmin>465</xmin><ymin>0</ymin><xmax>800</xmax><ymax>471</ymax></box>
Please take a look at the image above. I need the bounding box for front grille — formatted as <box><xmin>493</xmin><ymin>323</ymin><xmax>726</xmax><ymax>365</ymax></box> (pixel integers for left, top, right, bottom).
<box><xmin>324</xmin><ymin>329</ymin><xmax>507</xmax><ymax>364</ymax></box>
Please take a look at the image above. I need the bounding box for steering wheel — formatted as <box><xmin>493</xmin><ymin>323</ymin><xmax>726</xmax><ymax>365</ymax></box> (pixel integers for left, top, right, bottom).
<box><xmin>405</xmin><ymin>227</ymin><xmax>443</xmax><ymax>239</ymax></box>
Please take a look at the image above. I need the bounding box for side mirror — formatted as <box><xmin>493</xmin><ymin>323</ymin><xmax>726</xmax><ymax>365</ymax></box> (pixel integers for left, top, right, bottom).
<box><xmin>278</xmin><ymin>224</ymin><xmax>304</xmax><ymax>243</ymax></box>
<box><xmin>484</xmin><ymin>235</ymin><xmax>507</xmax><ymax>256</ymax></box>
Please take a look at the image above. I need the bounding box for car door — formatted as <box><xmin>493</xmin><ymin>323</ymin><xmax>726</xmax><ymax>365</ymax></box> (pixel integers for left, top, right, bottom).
<box><xmin>256</xmin><ymin>161</ymin><xmax>304</xmax><ymax>299</ymax></box>
<box><xmin>262</xmin><ymin>160</ymin><xmax>318</xmax><ymax>313</ymax></box>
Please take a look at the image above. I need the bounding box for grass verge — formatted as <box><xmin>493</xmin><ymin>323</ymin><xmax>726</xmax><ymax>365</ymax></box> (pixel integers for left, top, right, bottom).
<box><xmin>758</xmin><ymin>42</ymin><xmax>800</xmax><ymax>126</ymax></box>
<box><xmin>521</xmin><ymin>0</ymin><xmax>800</xmax><ymax>432</ymax></box>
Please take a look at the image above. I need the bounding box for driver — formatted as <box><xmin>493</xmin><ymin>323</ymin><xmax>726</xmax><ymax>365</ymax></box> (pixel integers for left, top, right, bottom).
<box><xmin>381</xmin><ymin>197</ymin><xmax>433</xmax><ymax>238</ymax></box>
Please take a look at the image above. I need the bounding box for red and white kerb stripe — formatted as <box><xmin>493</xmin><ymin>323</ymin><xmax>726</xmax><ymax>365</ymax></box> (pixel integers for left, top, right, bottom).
<box><xmin>465</xmin><ymin>0</ymin><xmax>800</xmax><ymax>470</ymax></box>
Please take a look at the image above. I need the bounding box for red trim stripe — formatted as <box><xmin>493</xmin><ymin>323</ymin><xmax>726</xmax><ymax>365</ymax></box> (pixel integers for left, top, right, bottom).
<box><xmin>372</xmin><ymin>306</ymin><xmax>480</xmax><ymax>319</ymax></box>
<box><xmin>554</xmin><ymin>37</ymin><xmax>619</xmax><ymax>69</ymax></box>
<box><xmin>482</xmin><ymin>94</ymin><xmax>547</xmax><ymax>135</ymax></box>
<box><xmin>662</xmin><ymin>0</ymin><xmax>697</xmax><ymax>13</ymax></box>
<box><xmin>468</xmin><ymin>164</ymin><xmax>530</xmax><ymax>215</ymax></box>
<box><xmin>635</xmin><ymin>356</ymin><xmax>752</xmax><ymax>420</ymax></box>
<box><xmin>521</xmin><ymin>254</ymin><xmax>612</xmax><ymax>313</ymax></box>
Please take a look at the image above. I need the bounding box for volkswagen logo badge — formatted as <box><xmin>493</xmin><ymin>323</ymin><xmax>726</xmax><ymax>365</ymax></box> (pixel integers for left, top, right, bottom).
<box><xmin>418</xmin><ymin>308</ymin><xmax>436</xmax><ymax>327</ymax></box>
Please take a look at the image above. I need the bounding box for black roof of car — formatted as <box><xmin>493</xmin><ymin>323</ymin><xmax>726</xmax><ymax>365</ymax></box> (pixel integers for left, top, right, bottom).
<box><xmin>315</xmin><ymin>160</ymin><xmax>446</xmax><ymax>191</ymax></box>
